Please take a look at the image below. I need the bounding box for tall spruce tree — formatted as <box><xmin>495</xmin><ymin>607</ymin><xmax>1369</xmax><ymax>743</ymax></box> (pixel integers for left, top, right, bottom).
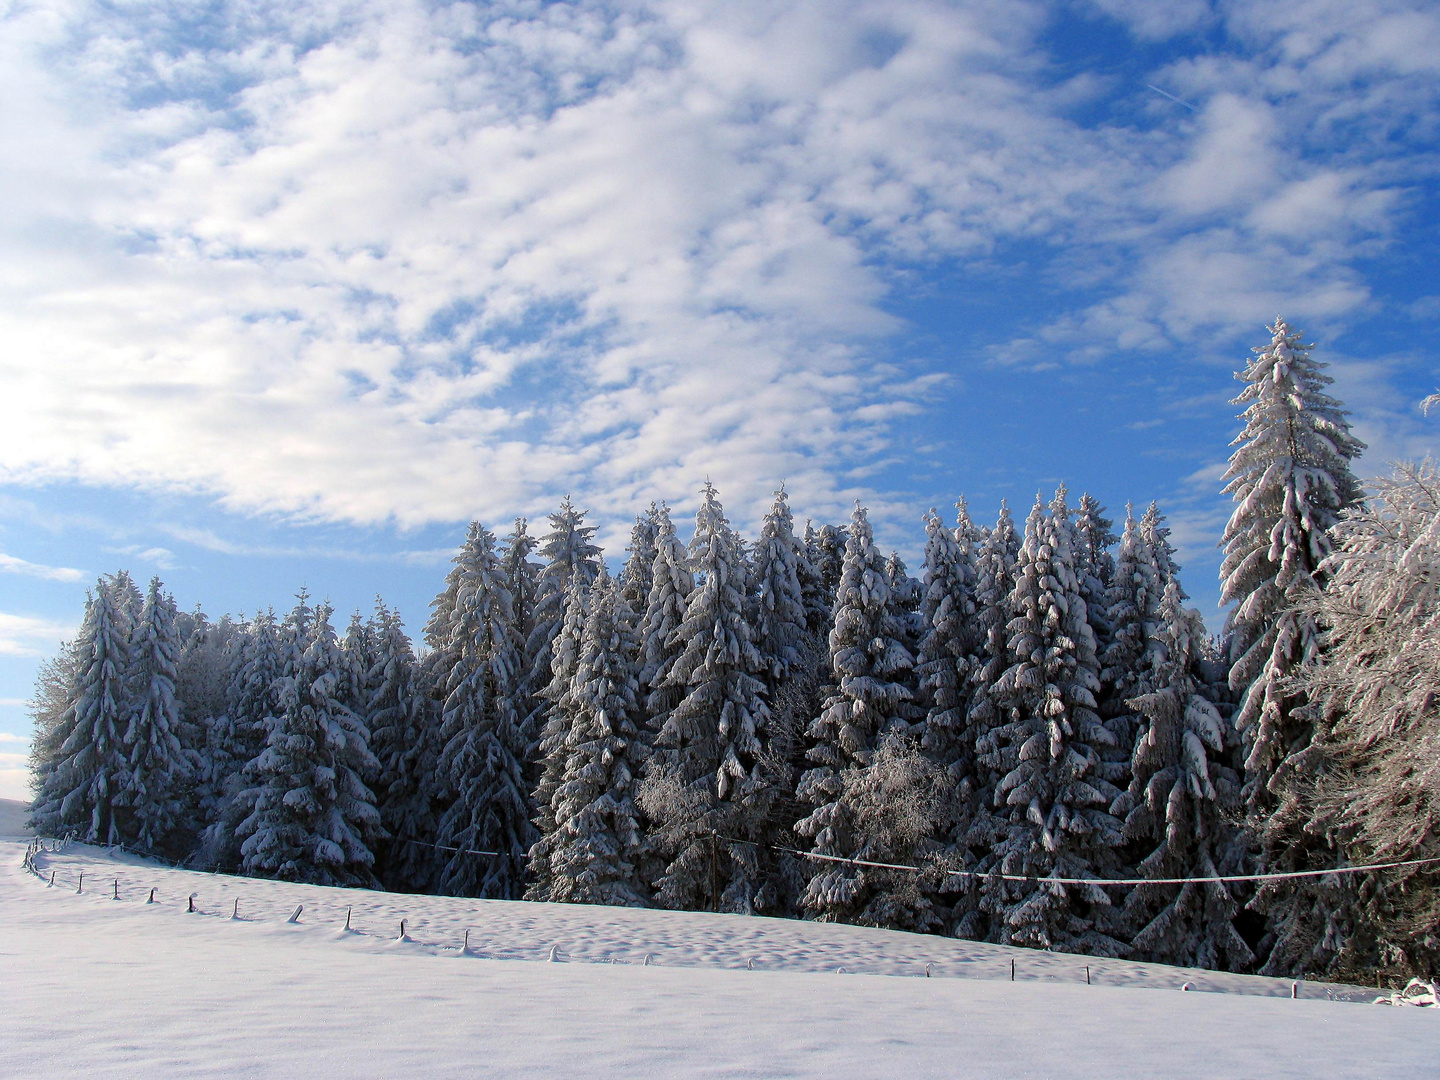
<box><xmin>916</xmin><ymin>507</ymin><xmax>979</xmax><ymax>769</ymax></box>
<box><xmin>977</xmin><ymin>489</ymin><xmax>1125</xmax><ymax>954</ymax></box>
<box><xmin>1102</xmin><ymin>505</ymin><xmax>1164</xmax><ymax>713</ymax></box>
<box><xmin>528</xmin><ymin>575</ymin><xmax>591</xmax><ymax>902</ymax></box>
<box><xmin>1116</xmin><ymin>578</ymin><xmax>1251</xmax><ymax>971</ymax></box>
<box><xmin>798</xmin><ymin>521</ymin><xmax>832</xmax><ymax>636</ymax></box>
<box><xmin>432</xmin><ymin>522</ymin><xmax>531</xmax><ymax>899</ymax></box>
<box><xmin>637</xmin><ymin>506</ymin><xmax>694</xmax><ymax>737</ymax></box>
<box><xmin>236</xmin><ymin>599</ymin><xmax>383</xmax><ymax>886</ymax></box>
<box><xmin>620</xmin><ymin>503</ymin><xmax>662</xmax><ymax>619</ymax></box>
<box><xmin>966</xmin><ymin>502</ymin><xmax>1020</xmax><ymax>781</ymax></box>
<box><xmin>752</xmin><ymin>486</ymin><xmax>809</xmax><ymax>686</ymax></box>
<box><xmin>641</xmin><ymin>483</ymin><xmax>772</xmax><ymax>912</ymax></box>
<box><xmin>1220</xmin><ymin>317</ymin><xmax>1364</xmax><ymax>814</ymax></box>
<box><xmin>366</xmin><ymin>602</ymin><xmax>434</xmax><ymax>893</ymax></box>
<box><xmin>1072</xmin><ymin>493</ymin><xmax>1117</xmax><ymax>657</ymax></box>
<box><xmin>122</xmin><ymin>577</ymin><xmax>190</xmax><ymax>854</ymax></box>
<box><xmin>525</xmin><ymin>497</ymin><xmax>603</xmax><ymax>696</ymax></box>
<box><xmin>530</xmin><ymin>572</ymin><xmax>650</xmax><ymax>906</ymax></box>
<box><xmin>30</xmin><ymin>581</ymin><xmax>131</xmax><ymax>843</ymax></box>
<box><xmin>796</xmin><ymin>505</ymin><xmax>926</xmax><ymax>925</ymax></box>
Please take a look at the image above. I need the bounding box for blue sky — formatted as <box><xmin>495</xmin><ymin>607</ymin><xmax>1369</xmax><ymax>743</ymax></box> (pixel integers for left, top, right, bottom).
<box><xmin>2</xmin><ymin>0</ymin><xmax>1438</xmax><ymax>799</ymax></box>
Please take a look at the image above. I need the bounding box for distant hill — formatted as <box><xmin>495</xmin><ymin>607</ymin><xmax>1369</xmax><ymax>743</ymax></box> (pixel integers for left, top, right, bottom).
<box><xmin>0</xmin><ymin>798</ymin><xmax>33</xmax><ymax>837</ymax></box>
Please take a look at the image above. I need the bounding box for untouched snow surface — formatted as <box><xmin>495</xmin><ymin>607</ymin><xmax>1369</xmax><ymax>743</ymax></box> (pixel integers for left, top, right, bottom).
<box><xmin>0</xmin><ymin>799</ymin><xmax>32</xmax><ymax>838</ymax></box>
<box><xmin>2</xmin><ymin>841</ymin><xmax>1433</xmax><ymax>1078</ymax></box>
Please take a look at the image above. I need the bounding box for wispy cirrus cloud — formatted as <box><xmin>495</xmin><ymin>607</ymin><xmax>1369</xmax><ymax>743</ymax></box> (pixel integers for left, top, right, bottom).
<box><xmin>0</xmin><ymin>553</ymin><xmax>85</xmax><ymax>583</ymax></box>
<box><xmin>0</xmin><ymin>613</ymin><xmax>74</xmax><ymax>657</ymax></box>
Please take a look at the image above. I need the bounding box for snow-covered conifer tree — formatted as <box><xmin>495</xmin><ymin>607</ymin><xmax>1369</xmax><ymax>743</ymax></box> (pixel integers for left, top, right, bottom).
<box><xmin>810</xmin><ymin>523</ymin><xmax>848</xmax><ymax>621</ymax></box>
<box><xmin>1141</xmin><ymin>502</ymin><xmax>1181</xmax><ymax>590</ymax></box>
<box><xmin>431</xmin><ymin>522</ymin><xmax>532</xmax><ymax>899</ymax></box>
<box><xmin>640</xmin><ymin>483</ymin><xmax>772</xmax><ymax>912</ymax></box>
<box><xmin>885</xmin><ymin>551</ymin><xmax>925</xmax><ymax>654</ymax></box>
<box><xmin>965</xmin><ymin>502</ymin><xmax>1019</xmax><ymax>772</ymax></box>
<box><xmin>365</xmin><ymin>602</ymin><xmax>434</xmax><ymax>893</ymax></box>
<box><xmin>121</xmin><ymin>577</ymin><xmax>190</xmax><ymax>854</ymax></box>
<box><xmin>524</xmin><ymin>497</ymin><xmax>602</xmax><ymax>695</ymax></box>
<box><xmin>29</xmin><ymin>581</ymin><xmax>131</xmax><ymax>843</ymax></box>
<box><xmin>107</xmin><ymin>571</ymin><xmax>144</xmax><ymax>635</ymax></box>
<box><xmin>916</xmin><ymin>507</ymin><xmax>979</xmax><ymax>767</ymax></box>
<box><xmin>1115</xmin><ymin>578</ymin><xmax>1251</xmax><ymax>971</ymax></box>
<box><xmin>1102</xmin><ymin>505</ymin><xmax>1164</xmax><ymax>711</ymax></box>
<box><xmin>193</xmin><ymin>611</ymin><xmax>281</xmax><ymax>868</ymax></box>
<box><xmin>976</xmin><ymin>489</ymin><xmax>1125</xmax><ymax>954</ymax></box>
<box><xmin>798</xmin><ymin>521</ymin><xmax>831</xmax><ymax>636</ymax></box>
<box><xmin>1072</xmin><ymin>493</ymin><xmax>1117</xmax><ymax>654</ymax></box>
<box><xmin>236</xmin><ymin>600</ymin><xmax>383</xmax><ymax>885</ymax></box>
<box><xmin>637</xmin><ymin>506</ymin><xmax>694</xmax><ymax>735</ymax></box>
<box><xmin>528</xmin><ymin>575</ymin><xmax>591</xmax><ymax>901</ymax></box>
<box><xmin>530</xmin><ymin>572</ymin><xmax>649</xmax><ymax>906</ymax></box>
<box><xmin>500</xmin><ymin>518</ymin><xmax>541</xmax><ymax>721</ymax></box>
<box><xmin>1220</xmin><ymin>318</ymin><xmax>1363</xmax><ymax>813</ymax></box>
<box><xmin>751</xmin><ymin>486</ymin><xmax>809</xmax><ymax>686</ymax></box>
<box><xmin>620</xmin><ymin>503</ymin><xmax>662</xmax><ymax>618</ymax></box>
<box><xmin>339</xmin><ymin>611</ymin><xmax>379</xmax><ymax>727</ymax></box>
<box><xmin>796</xmin><ymin>505</ymin><xmax>925</xmax><ymax>924</ymax></box>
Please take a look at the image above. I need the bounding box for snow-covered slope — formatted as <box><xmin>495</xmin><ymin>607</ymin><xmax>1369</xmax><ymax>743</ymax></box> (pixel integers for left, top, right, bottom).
<box><xmin>2</xmin><ymin>841</ymin><xmax>1433</xmax><ymax>1078</ymax></box>
<box><xmin>0</xmin><ymin>799</ymin><xmax>32</xmax><ymax>838</ymax></box>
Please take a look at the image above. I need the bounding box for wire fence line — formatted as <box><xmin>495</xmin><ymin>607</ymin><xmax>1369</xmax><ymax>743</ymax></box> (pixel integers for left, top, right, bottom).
<box><xmin>715</xmin><ymin>834</ymin><xmax>1440</xmax><ymax>888</ymax></box>
<box><xmin>16</xmin><ymin>839</ymin><xmax>1388</xmax><ymax>1001</ymax></box>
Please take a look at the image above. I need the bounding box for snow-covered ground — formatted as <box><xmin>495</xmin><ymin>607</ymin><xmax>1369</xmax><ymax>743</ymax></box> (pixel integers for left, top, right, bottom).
<box><xmin>0</xmin><ymin>799</ymin><xmax>32</xmax><ymax>838</ymax></box>
<box><xmin>2</xmin><ymin>840</ymin><xmax>1433</xmax><ymax>1078</ymax></box>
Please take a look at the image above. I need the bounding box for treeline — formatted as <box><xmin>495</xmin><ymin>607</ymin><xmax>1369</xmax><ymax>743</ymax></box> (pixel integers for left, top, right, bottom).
<box><xmin>27</xmin><ymin>319</ymin><xmax>1438</xmax><ymax>982</ymax></box>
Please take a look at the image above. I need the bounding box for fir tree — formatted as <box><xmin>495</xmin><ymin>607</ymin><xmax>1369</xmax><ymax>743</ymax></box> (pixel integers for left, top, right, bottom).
<box><xmin>641</xmin><ymin>483</ymin><xmax>772</xmax><ymax>912</ymax></box>
<box><xmin>122</xmin><ymin>577</ymin><xmax>190</xmax><ymax>854</ymax></box>
<box><xmin>528</xmin><ymin>575</ymin><xmax>591</xmax><ymax>902</ymax></box>
<box><xmin>809</xmin><ymin>523</ymin><xmax>848</xmax><ymax>625</ymax></box>
<box><xmin>530</xmin><ymin>572</ymin><xmax>649</xmax><ymax>905</ymax></box>
<box><xmin>1115</xmin><ymin>579</ymin><xmax>1251</xmax><ymax>971</ymax></box>
<box><xmin>965</xmin><ymin>502</ymin><xmax>1019</xmax><ymax>775</ymax></box>
<box><xmin>432</xmin><ymin>522</ymin><xmax>532</xmax><ymax>899</ymax></box>
<box><xmin>524</xmin><ymin>497</ymin><xmax>603</xmax><ymax>696</ymax></box>
<box><xmin>977</xmin><ymin>489</ymin><xmax>1125</xmax><ymax>954</ymax></box>
<box><xmin>796</xmin><ymin>505</ymin><xmax>925</xmax><ymax>924</ymax></box>
<box><xmin>195</xmin><ymin>611</ymin><xmax>281</xmax><ymax>869</ymax></box>
<box><xmin>620</xmin><ymin>503</ymin><xmax>662</xmax><ymax>618</ymax></box>
<box><xmin>1072</xmin><ymin>493</ymin><xmax>1117</xmax><ymax>655</ymax></box>
<box><xmin>1220</xmin><ymin>317</ymin><xmax>1364</xmax><ymax>814</ymax></box>
<box><xmin>916</xmin><ymin>506</ymin><xmax>979</xmax><ymax>768</ymax></box>
<box><xmin>1101</xmin><ymin>505</ymin><xmax>1164</xmax><ymax>712</ymax></box>
<box><xmin>29</xmin><ymin>581</ymin><xmax>131</xmax><ymax>843</ymax></box>
<box><xmin>637</xmin><ymin>506</ymin><xmax>694</xmax><ymax>736</ymax></box>
<box><xmin>366</xmin><ymin>602</ymin><xmax>434</xmax><ymax>893</ymax></box>
<box><xmin>752</xmin><ymin>486</ymin><xmax>809</xmax><ymax>686</ymax></box>
<box><xmin>798</xmin><ymin>520</ymin><xmax>832</xmax><ymax>636</ymax></box>
<box><xmin>236</xmin><ymin>599</ymin><xmax>383</xmax><ymax>885</ymax></box>
<box><xmin>885</xmin><ymin>550</ymin><xmax>925</xmax><ymax>654</ymax></box>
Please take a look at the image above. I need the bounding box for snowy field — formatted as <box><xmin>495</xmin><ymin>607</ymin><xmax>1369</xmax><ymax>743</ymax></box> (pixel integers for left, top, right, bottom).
<box><xmin>2</xmin><ymin>840</ymin><xmax>1433</xmax><ymax>1078</ymax></box>
<box><xmin>0</xmin><ymin>799</ymin><xmax>32</xmax><ymax>838</ymax></box>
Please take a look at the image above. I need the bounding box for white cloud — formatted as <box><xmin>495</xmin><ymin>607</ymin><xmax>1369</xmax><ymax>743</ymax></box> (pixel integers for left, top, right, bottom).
<box><xmin>0</xmin><ymin>613</ymin><xmax>74</xmax><ymax>658</ymax></box>
<box><xmin>0</xmin><ymin>760</ymin><xmax>31</xmax><ymax>802</ymax></box>
<box><xmin>0</xmin><ymin>553</ymin><xmax>85</xmax><ymax>583</ymax></box>
<box><xmin>0</xmin><ymin>731</ymin><xmax>30</xmax><ymax>740</ymax></box>
<box><xmin>0</xmin><ymin>0</ymin><xmax>1431</xmax><ymax>542</ymax></box>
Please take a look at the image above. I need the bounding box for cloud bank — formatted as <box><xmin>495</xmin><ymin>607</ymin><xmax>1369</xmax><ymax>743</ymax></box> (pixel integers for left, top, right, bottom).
<box><xmin>0</xmin><ymin>0</ymin><xmax>1434</xmax><ymax>539</ymax></box>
